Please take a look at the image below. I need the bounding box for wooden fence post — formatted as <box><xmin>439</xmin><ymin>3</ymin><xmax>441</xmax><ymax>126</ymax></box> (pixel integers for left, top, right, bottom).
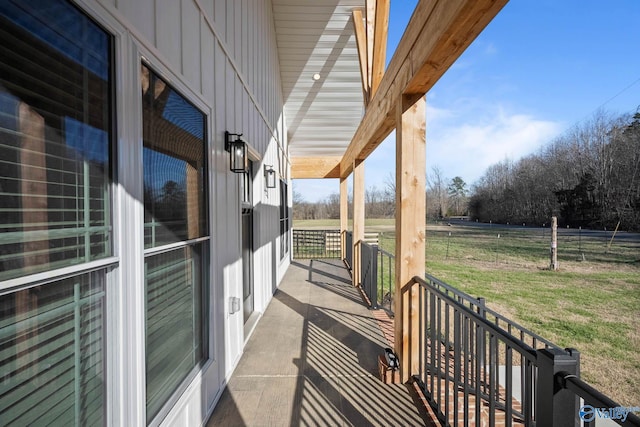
<box><xmin>550</xmin><ymin>216</ymin><xmax>558</xmax><ymax>271</ymax></box>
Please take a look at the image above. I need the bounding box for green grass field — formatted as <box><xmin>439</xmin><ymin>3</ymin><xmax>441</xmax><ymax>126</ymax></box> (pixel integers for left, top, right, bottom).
<box><xmin>294</xmin><ymin>218</ymin><xmax>640</xmax><ymax>406</ymax></box>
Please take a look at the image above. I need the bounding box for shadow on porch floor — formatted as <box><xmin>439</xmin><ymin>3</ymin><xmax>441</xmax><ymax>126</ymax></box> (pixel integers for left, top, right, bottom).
<box><xmin>207</xmin><ymin>259</ymin><xmax>429</xmax><ymax>426</ymax></box>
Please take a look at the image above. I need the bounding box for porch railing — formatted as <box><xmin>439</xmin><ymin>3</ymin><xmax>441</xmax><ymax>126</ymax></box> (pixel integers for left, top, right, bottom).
<box><xmin>342</xmin><ymin>233</ymin><xmax>638</xmax><ymax>426</ymax></box>
<box><xmin>343</xmin><ymin>230</ymin><xmax>353</xmax><ymax>268</ymax></box>
<box><xmin>292</xmin><ymin>229</ymin><xmax>341</xmax><ymax>259</ymax></box>
<box><xmin>557</xmin><ymin>372</ymin><xmax>640</xmax><ymax>427</ymax></box>
<box><xmin>359</xmin><ymin>240</ymin><xmax>394</xmax><ymax>313</ymax></box>
<box><xmin>360</xmin><ymin>241</ymin><xmax>377</xmax><ymax>306</ymax></box>
<box><xmin>406</xmin><ymin>275</ymin><xmax>640</xmax><ymax>427</ymax></box>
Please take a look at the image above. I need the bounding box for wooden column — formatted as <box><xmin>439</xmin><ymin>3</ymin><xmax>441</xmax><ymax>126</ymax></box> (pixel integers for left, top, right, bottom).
<box><xmin>394</xmin><ymin>95</ymin><xmax>426</xmax><ymax>382</ymax></box>
<box><xmin>340</xmin><ymin>176</ymin><xmax>349</xmax><ymax>260</ymax></box>
<box><xmin>353</xmin><ymin>159</ymin><xmax>365</xmax><ymax>287</ymax></box>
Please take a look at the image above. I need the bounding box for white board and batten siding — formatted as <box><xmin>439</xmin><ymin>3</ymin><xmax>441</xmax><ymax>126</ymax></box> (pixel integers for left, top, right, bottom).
<box><xmin>78</xmin><ymin>0</ymin><xmax>290</xmax><ymax>425</ymax></box>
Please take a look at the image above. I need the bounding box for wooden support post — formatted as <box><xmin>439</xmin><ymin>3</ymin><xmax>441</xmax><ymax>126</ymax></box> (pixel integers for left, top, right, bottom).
<box><xmin>340</xmin><ymin>176</ymin><xmax>349</xmax><ymax>260</ymax></box>
<box><xmin>394</xmin><ymin>95</ymin><xmax>426</xmax><ymax>382</ymax></box>
<box><xmin>353</xmin><ymin>159</ymin><xmax>365</xmax><ymax>287</ymax></box>
<box><xmin>550</xmin><ymin>216</ymin><xmax>558</xmax><ymax>271</ymax></box>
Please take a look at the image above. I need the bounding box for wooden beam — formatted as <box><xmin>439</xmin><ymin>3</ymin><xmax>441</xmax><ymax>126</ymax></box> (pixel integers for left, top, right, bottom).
<box><xmin>291</xmin><ymin>156</ymin><xmax>341</xmax><ymax>179</ymax></box>
<box><xmin>405</xmin><ymin>0</ymin><xmax>508</xmax><ymax>96</ymax></box>
<box><xmin>352</xmin><ymin>10</ymin><xmax>370</xmax><ymax>106</ymax></box>
<box><xmin>394</xmin><ymin>95</ymin><xmax>426</xmax><ymax>382</ymax></box>
<box><xmin>352</xmin><ymin>160</ymin><xmax>365</xmax><ymax>287</ymax></box>
<box><xmin>340</xmin><ymin>0</ymin><xmax>507</xmax><ymax>177</ymax></box>
<box><xmin>365</xmin><ymin>0</ymin><xmax>376</xmax><ymax>94</ymax></box>
<box><xmin>371</xmin><ymin>0</ymin><xmax>390</xmax><ymax>98</ymax></box>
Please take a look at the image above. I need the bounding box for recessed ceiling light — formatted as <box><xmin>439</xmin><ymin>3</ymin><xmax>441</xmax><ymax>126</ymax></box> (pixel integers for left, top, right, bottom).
<box><xmin>312</xmin><ymin>73</ymin><xmax>321</xmax><ymax>81</ymax></box>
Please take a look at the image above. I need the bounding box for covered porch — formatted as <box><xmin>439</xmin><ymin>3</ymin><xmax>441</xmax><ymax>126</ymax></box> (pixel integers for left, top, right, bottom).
<box><xmin>208</xmin><ymin>259</ymin><xmax>430</xmax><ymax>426</ymax></box>
<box><xmin>211</xmin><ymin>0</ymin><xmax>640</xmax><ymax>426</ymax></box>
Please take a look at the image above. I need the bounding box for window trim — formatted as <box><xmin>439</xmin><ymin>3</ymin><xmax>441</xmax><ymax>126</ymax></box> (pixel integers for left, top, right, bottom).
<box><xmin>143</xmin><ymin>236</ymin><xmax>210</xmax><ymax>258</ymax></box>
<box><xmin>0</xmin><ymin>256</ymin><xmax>119</xmax><ymax>294</ymax></box>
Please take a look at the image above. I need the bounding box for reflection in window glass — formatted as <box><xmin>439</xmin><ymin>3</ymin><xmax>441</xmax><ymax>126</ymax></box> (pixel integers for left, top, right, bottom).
<box><xmin>142</xmin><ymin>65</ymin><xmax>206</xmax><ymax>248</ymax></box>
<box><xmin>141</xmin><ymin>64</ymin><xmax>209</xmax><ymax>422</ymax></box>
<box><xmin>0</xmin><ymin>2</ymin><xmax>111</xmax><ymax>425</ymax></box>
<box><xmin>0</xmin><ymin>0</ymin><xmax>112</xmax><ymax>281</ymax></box>
<box><xmin>0</xmin><ymin>270</ymin><xmax>106</xmax><ymax>425</ymax></box>
<box><xmin>145</xmin><ymin>244</ymin><xmax>205</xmax><ymax>421</ymax></box>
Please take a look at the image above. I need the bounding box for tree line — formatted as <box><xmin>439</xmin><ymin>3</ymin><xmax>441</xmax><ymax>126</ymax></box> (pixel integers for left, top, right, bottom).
<box><xmin>294</xmin><ymin>109</ymin><xmax>639</xmax><ymax>231</ymax></box>
<box><xmin>469</xmin><ymin>110</ymin><xmax>640</xmax><ymax>231</ymax></box>
<box><xmin>293</xmin><ymin>171</ymin><xmax>469</xmax><ymax>221</ymax></box>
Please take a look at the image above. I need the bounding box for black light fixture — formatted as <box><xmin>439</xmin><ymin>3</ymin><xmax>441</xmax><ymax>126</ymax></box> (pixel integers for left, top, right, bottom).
<box><xmin>264</xmin><ymin>165</ymin><xmax>276</xmax><ymax>189</ymax></box>
<box><xmin>225</xmin><ymin>131</ymin><xmax>248</xmax><ymax>173</ymax></box>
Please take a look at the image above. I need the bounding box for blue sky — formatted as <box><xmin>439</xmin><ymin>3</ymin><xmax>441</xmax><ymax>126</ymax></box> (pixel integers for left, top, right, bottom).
<box><xmin>294</xmin><ymin>0</ymin><xmax>640</xmax><ymax>202</ymax></box>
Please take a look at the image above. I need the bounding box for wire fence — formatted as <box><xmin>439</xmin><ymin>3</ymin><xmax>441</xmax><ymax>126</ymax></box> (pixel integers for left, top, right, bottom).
<box><xmin>378</xmin><ymin>225</ymin><xmax>640</xmax><ymax>268</ymax></box>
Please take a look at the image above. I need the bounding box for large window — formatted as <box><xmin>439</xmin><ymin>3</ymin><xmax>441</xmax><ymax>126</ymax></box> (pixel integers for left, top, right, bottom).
<box><xmin>141</xmin><ymin>64</ymin><xmax>209</xmax><ymax>422</ymax></box>
<box><xmin>0</xmin><ymin>0</ymin><xmax>112</xmax><ymax>424</ymax></box>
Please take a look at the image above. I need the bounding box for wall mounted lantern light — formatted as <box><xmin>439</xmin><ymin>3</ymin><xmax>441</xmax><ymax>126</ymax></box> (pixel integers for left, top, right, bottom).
<box><xmin>225</xmin><ymin>131</ymin><xmax>248</xmax><ymax>173</ymax></box>
<box><xmin>264</xmin><ymin>165</ymin><xmax>277</xmax><ymax>189</ymax></box>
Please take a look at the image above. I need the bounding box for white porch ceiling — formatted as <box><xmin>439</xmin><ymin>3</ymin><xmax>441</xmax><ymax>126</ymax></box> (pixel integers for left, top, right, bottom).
<box><xmin>272</xmin><ymin>0</ymin><xmax>365</xmax><ymax>158</ymax></box>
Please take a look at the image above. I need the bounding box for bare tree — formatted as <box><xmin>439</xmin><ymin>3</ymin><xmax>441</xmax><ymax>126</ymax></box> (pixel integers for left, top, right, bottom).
<box><xmin>469</xmin><ymin>109</ymin><xmax>640</xmax><ymax>230</ymax></box>
<box><xmin>292</xmin><ymin>189</ymin><xmax>305</xmax><ymax>205</ymax></box>
<box><xmin>427</xmin><ymin>166</ymin><xmax>449</xmax><ymax>219</ymax></box>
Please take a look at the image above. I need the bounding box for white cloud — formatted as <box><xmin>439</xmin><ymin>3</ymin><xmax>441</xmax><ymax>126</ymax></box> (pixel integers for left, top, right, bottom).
<box><xmin>293</xmin><ymin>105</ymin><xmax>563</xmax><ymax>202</ymax></box>
<box><xmin>484</xmin><ymin>42</ymin><xmax>498</xmax><ymax>56</ymax></box>
<box><xmin>426</xmin><ymin>103</ymin><xmax>454</xmax><ymax>121</ymax></box>
<box><xmin>427</xmin><ymin>105</ymin><xmax>562</xmax><ymax>184</ymax></box>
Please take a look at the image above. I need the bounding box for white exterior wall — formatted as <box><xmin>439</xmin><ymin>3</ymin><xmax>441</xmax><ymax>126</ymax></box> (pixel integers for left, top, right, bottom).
<box><xmin>73</xmin><ymin>0</ymin><xmax>290</xmax><ymax>425</ymax></box>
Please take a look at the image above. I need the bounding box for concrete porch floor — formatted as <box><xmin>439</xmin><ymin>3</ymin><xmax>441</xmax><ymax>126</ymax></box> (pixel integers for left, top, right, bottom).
<box><xmin>207</xmin><ymin>259</ymin><xmax>428</xmax><ymax>426</ymax></box>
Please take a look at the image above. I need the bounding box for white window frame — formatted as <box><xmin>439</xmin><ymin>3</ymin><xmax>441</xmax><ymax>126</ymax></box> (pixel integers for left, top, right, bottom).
<box><xmin>134</xmin><ymin>45</ymin><xmax>217</xmax><ymax>427</ymax></box>
<box><xmin>0</xmin><ymin>1</ymin><xmax>122</xmax><ymax>425</ymax></box>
